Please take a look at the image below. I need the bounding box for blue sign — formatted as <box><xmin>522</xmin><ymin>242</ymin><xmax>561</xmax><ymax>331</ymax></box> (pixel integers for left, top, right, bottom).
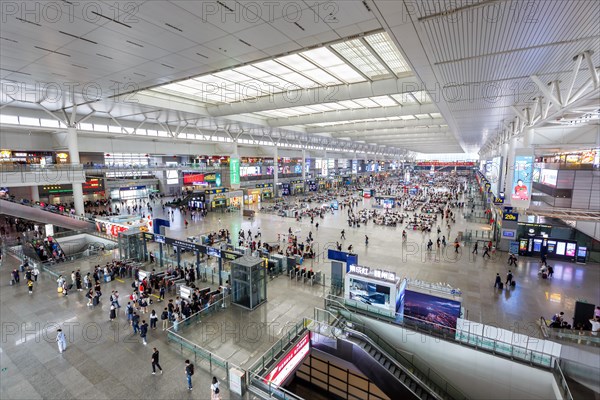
<box><xmin>327</xmin><ymin>249</ymin><xmax>358</xmax><ymax>269</ymax></box>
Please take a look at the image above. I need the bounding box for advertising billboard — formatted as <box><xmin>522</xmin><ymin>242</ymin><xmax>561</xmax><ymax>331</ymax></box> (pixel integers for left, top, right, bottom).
<box><xmin>229</xmin><ymin>158</ymin><xmax>240</xmax><ymax>185</ymax></box>
<box><xmin>264</xmin><ymin>333</ymin><xmax>310</xmax><ymax>386</ymax></box>
<box><xmin>241</xmin><ymin>166</ymin><xmax>261</xmax><ymax>177</ymax></box>
<box><xmin>403</xmin><ymin>290</ymin><xmax>461</xmax><ymax>330</ymax></box>
<box><xmin>540</xmin><ymin>169</ymin><xmax>558</xmax><ymax>187</ymax></box>
<box><xmin>510</xmin><ymin>149</ymin><xmax>534</xmax><ymax>208</ymax></box>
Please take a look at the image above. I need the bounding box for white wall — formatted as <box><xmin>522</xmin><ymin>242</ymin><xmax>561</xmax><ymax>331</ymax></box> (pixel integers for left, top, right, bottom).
<box><xmin>359</xmin><ymin>317</ymin><xmax>559</xmax><ymax>400</ymax></box>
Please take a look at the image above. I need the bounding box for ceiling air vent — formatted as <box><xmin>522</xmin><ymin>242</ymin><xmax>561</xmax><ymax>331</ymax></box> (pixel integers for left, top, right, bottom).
<box><xmin>165</xmin><ymin>23</ymin><xmax>183</xmax><ymax>33</ymax></box>
<box><xmin>133</xmin><ymin>72</ymin><xmax>146</xmax><ymax>77</ymax></box>
<box><xmin>90</xmin><ymin>11</ymin><xmax>132</xmax><ymax>28</ymax></box>
<box><xmin>34</xmin><ymin>46</ymin><xmax>70</xmax><ymax>57</ymax></box>
<box><xmin>71</xmin><ymin>64</ymin><xmax>88</xmax><ymax>69</ymax></box>
<box><xmin>196</xmin><ymin>53</ymin><xmax>209</xmax><ymax>59</ymax></box>
<box><xmin>15</xmin><ymin>17</ymin><xmax>41</xmax><ymax>27</ymax></box>
<box><xmin>239</xmin><ymin>39</ymin><xmax>252</xmax><ymax>47</ymax></box>
<box><xmin>161</xmin><ymin>63</ymin><xmax>174</xmax><ymax>69</ymax></box>
<box><xmin>0</xmin><ymin>37</ymin><xmax>18</xmax><ymax>43</ymax></box>
<box><xmin>126</xmin><ymin>40</ymin><xmax>144</xmax><ymax>48</ymax></box>
<box><xmin>294</xmin><ymin>22</ymin><xmax>305</xmax><ymax>31</ymax></box>
<box><xmin>362</xmin><ymin>1</ymin><xmax>371</xmax><ymax>12</ymax></box>
<box><xmin>96</xmin><ymin>53</ymin><xmax>113</xmax><ymax>60</ymax></box>
<box><xmin>0</xmin><ymin>68</ymin><xmax>31</xmax><ymax>76</ymax></box>
<box><xmin>217</xmin><ymin>1</ymin><xmax>234</xmax><ymax>12</ymax></box>
<box><xmin>59</xmin><ymin>31</ymin><xmax>97</xmax><ymax>44</ymax></box>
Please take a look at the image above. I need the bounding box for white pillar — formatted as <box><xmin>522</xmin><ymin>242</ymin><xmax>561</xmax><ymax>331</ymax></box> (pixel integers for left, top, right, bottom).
<box><xmin>301</xmin><ymin>149</ymin><xmax>306</xmax><ymax>182</ymax></box>
<box><xmin>273</xmin><ymin>146</ymin><xmax>279</xmax><ymax>197</ymax></box>
<box><xmin>66</xmin><ymin>127</ymin><xmax>85</xmax><ymax>216</ymax></box>
<box><xmin>523</xmin><ymin>127</ymin><xmax>535</xmax><ymax>148</ymax></box>
<box><xmin>504</xmin><ymin>135</ymin><xmax>519</xmax><ymax>196</ymax></box>
<box><xmin>31</xmin><ymin>185</ymin><xmax>40</xmax><ymax>202</ymax></box>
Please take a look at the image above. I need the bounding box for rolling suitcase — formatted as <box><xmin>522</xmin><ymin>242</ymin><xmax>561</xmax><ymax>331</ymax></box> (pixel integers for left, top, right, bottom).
<box><xmin>498</xmin><ymin>282</ymin><xmax>504</xmax><ymax>289</ymax></box>
<box><xmin>511</xmin><ymin>281</ymin><xmax>516</xmax><ymax>288</ymax></box>
<box><xmin>542</xmin><ymin>273</ymin><xmax>548</xmax><ymax>279</ymax></box>
<box><xmin>92</xmin><ymin>296</ymin><xmax>99</xmax><ymax>306</ymax></box>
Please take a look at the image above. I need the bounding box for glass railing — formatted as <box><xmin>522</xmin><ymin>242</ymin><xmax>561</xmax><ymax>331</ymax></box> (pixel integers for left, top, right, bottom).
<box><xmin>540</xmin><ymin>317</ymin><xmax>600</xmax><ymax>347</ymax></box>
<box><xmin>0</xmin><ymin>197</ymin><xmax>97</xmax><ymax>225</ymax></box>
<box><xmin>553</xmin><ymin>361</ymin><xmax>574</xmax><ymax>400</ymax></box>
<box><xmin>246</xmin><ymin>370</ymin><xmax>305</xmax><ymax>400</ymax></box>
<box><xmin>326</xmin><ymin>294</ymin><xmax>557</xmax><ymax>369</ymax></box>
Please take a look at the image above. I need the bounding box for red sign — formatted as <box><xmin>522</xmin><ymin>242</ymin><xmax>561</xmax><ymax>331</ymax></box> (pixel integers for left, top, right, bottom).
<box><xmin>264</xmin><ymin>333</ymin><xmax>310</xmax><ymax>386</ymax></box>
<box><xmin>83</xmin><ymin>178</ymin><xmax>101</xmax><ymax>190</ymax></box>
<box><xmin>183</xmin><ymin>174</ymin><xmax>205</xmax><ymax>185</ymax></box>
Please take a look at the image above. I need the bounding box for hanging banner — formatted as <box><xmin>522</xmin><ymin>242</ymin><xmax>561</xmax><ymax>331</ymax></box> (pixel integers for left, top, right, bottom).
<box><xmin>229</xmin><ymin>158</ymin><xmax>240</xmax><ymax>185</ymax></box>
<box><xmin>510</xmin><ymin>149</ymin><xmax>534</xmax><ymax>209</ymax></box>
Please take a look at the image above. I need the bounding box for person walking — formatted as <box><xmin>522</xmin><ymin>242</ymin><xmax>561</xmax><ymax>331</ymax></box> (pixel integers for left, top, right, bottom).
<box><xmin>109</xmin><ymin>304</ymin><xmax>117</xmax><ymax>321</ymax></box>
<box><xmin>494</xmin><ymin>273</ymin><xmax>502</xmax><ymax>289</ymax></box>
<box><xmin>27</xmin><ymin>279</ymin><xmax>33</xmax><ymax>294</ymax></box>
<box><xmin>365</xmin><ymin>235</ymin><xmax>369</xmax><ymax>246</ymax></box>
<box><xmin>454</xmin><ymin>240</ymin><xmax>460</xmax><ymax>253</ymax></box>
<box><xmin>161</xmin><ymin>307</ymin><xmax>169</xmax><ymax>331</ymax></box>
<box><xmin>506</xmin><ymin>270</ymin><xmax>514</xmax><ymax>287</ymax></box>
<box><xmin>32</xmin><ymin>266</ymin><xmax>39</xmax><ymax>282</ymax></box>
<box><xmin>56</xmin><ymin>328</ymin><xmax>67</xmax><ymax>353</ymax></box>
<box><xmin>547</xmin><ymin>265</ymin><xmax>554</xmax><ymax>278</ymax></box>
<box><xmin>340</xmin><ymin>230</ymin><xmax>345</xmax><ymax>240</ymax></box>
<box><xmin>140</xmin><ymin>320</ymin><xmax>148</xmax><ymax>345</ymax></box>
<box><xmin>150</xmin><ymin>310</ymin><xmax>158</xmax><ymax>330</ymax></box>
<box><xmin>211</xmin><ymin>376</ymin><xmax>221</xmax><ymax>400</ymax></box>
<box><xmin>132</xmin><ymin>312</ymin><xmax>140</xmax><ymax>335</ymax></box>
<box><xmin>472</xmin><ymin>242</ymin><xmax>478</xmax><ymax>255</ymax></box>
<box><xmin>151</xmin><ymin>347</ymin><xmax>163</xmax><ymax>375</ymax></box>
<box><xmin>482</xmin><ymin>246</ymin><xmax>490</xmax><ymax>259</ymax></box>
<box><xmin>185</xmin><ymin>359</ymin><xmax>194</xmax><ymax>391</ymax></box>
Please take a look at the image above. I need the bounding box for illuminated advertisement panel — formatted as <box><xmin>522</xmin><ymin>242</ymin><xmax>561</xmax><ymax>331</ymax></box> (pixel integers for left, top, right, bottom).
<box><xmin>510</xmin><ymin>149</ymin><xmax>534</xmax><ymax>209</ymax></box>
<box><xmin>264</xmin><ymin>333</ymin><xmax>310</xmax><ymax>386</ymax></box>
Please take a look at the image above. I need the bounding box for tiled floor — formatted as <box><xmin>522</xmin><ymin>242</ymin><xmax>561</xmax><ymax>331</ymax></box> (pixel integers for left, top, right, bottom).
<box><xmin>1</xmin><ymin>195</ymin><xmax>599</xmax><ymax>399</ymax></box>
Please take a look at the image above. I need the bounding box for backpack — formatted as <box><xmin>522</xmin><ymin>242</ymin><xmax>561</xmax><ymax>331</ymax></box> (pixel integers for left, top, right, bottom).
<box><xmin>188</xmin><ymin>364</ymin><xmax>194</xmax><ymax>376</ymax></box>
<box><xmin>161</xmin><ymin>311</ymin><xmax>168</xmax><ymax>320</ymax></box>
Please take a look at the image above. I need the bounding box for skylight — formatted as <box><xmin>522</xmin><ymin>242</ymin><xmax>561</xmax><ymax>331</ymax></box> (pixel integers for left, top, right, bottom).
<box><xmin>331</xmin><ymin>39</ymin><xmax>390</xmax><ymax>80</ymax></box>
<box><xmin>365</xmin><ymin>32</ymin><xmax>411</xmax><ymax>75</ymax></box>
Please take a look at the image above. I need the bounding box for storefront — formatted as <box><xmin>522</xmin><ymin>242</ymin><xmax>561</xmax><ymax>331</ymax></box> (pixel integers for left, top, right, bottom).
<box><xmin>95</xmin><ymin>215</ymin><xmax>152</xmax><ymax>237</ymax></box>
<box><xmin>205</xmin><ymin>188</ymin><xmax>243</xmax><ymax>210</ymax></box>
<box><xmin>186</xmin><ymin>193</ymin><xmax>206</xmax><ymax>210</ymax></box>
<box><xmin>307</xmin><ymin>181</ymin><xmax>318</xmax><ymax>192</ymax></box>
<box><xmin>255</xmin><ymin>183</ymin><xmax>274</xmax><ymax>200</ymax></box>
<box><xmin>244</xmin><ymin>188</ymin><xmax>262</xmax><ymax>205</ymax></box>
<box><xmin>113</xmin><ymin>185</ymin><xmax>148</xmax><ymax>201</ymax></box>
<box><xmin>182</xmin><ymin>172</ymin><xmax>221</xmax><ymax>191</ymax></box>
<box><xmin>0</xmin><ymin>150</ymin><xmax>55</xmax><ymax>165</ymax></box>
<box><xmin>280</xmin><ymin>183</ymin><xmax>291</xmax><ymax>196</ymax></box>
<box><xmin>291</xmin><ymin>180</ymin><xmax>304</xmax><ymax>195</ymax></box>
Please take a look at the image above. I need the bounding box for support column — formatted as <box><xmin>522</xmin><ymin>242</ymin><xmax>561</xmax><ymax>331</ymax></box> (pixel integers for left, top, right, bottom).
<box><xmin>31</xmin><ymin>185</ymin><xmax>40</xmax><ymax>203</ymax></box>
<box><xmin>523</xmin><ymin>127</ymin><xmax>535</xmax><ymax>148</ymax></box>
<box><xmin>504</xmin><ymin>135</ymin><xmax>519</xmax><ymax>195</ymax></box>
<box><xmin>301</xmin><ymin>149</ymin><xmax>306</xmax><ymax>182</ymax></box>
<box><xmin>66</xmin><ymin>127</ymin><xmax>85</xmax><ymax>216</ymax></box>
<box><xmin>273</xmin><ymin>146</ymin><xmax>279</xmax><ymax>197</ymax></box>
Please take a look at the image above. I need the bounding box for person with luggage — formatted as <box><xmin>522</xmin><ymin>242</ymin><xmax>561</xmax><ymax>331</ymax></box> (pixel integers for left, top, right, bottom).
<box><xmin>494</xmin><ymin>273</ymin><xmax>502</xmax><ymax>289</ymax></box>
<box><xmin>140</xmin><ymin>320</ymin><xmax>148</xmax><ymax>345</ymax></box>
<box><xmin>505</xmin><ymin>270</ymin><xmax>514</xmax><ymax>287</ymax></box>
<box><xmin>547</xmin><ymin>265</ymin><xmax>554</xmax><ymax>278</ymax></box>
<box><xmin>62</xmin><ymin>280</ymin><xmax>69</xmax><ymax>297</ymax></box>
<box><xmin>508</xmin><ymin>253</ymin><xmax>518</xmax><ymax>267</ymax></box>
<box><xmin>185</xmin><ymin>359</ymin><xmax>194</xmax><ymax>391</ymax></box>
<box><xmin>151</xmin><ymin>348</ymin><xmax>163</xmax><ymax>375</ymax></box>
<box><xmin>86</xmin><ymin>290</ymin><xmax>94</xmax><ymax>307</ymax></box>
<box><xmin>27</xmin><ymin>279</ymin><xmax>34</xmax><ymax>294</ymax></box>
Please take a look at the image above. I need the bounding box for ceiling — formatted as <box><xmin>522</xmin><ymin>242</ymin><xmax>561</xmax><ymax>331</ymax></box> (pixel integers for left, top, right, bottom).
<box><xmin>1</xmin><ymin>0</ymin><xmax>598</xmax><ymax>156</ymax></box>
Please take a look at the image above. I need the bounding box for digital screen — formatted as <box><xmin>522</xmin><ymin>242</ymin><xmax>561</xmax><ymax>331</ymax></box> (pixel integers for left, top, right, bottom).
<box><xmin>294</xmin><ymin>164</ymin><xmax>302</xmax><ymax>174</ymax></box>
<box><xmin>533</xmin><ymin>239</ymin><xmax>543</xmax><ymax>252</ymax></box>
<box><xmin>264</xmin><ymin>333</ymin><xmax>310</xmax><ymax>386</ymax></box>
<box><xmin>577</xmin><ymin>247</ymin><xmax>587</xmax><ymax>257</ymax></box>
<box><xmin>348</xmin><ymin>277</ymin><xmax>391</xmax><ymax>310</ymax></box>
<box><xmin>556</xmin><ymin>242</ymin><xmax>566</xmax><ymax>256</ymax></box>
<box><xmin>403</xmin><ymin>290</ymin><xmax>461</xmax><ymax>330</ymax></box>
<box><xmin>154</xmin><ymin>234</ymin><xmax>165</xmax><ymax>244</ymax></box>
<box><xmin>383</xmin><ymin>199</ymin><xmax>394</xmax><ymax>209</ymax></box>
<box><xmin>540</xmin><ymin>169</ymin><xmax>558</xmax><ymax>187</ymax></box>
<box><xmin>166</xmin><ymin>170</ymin><xmax>179</xmax><ymax>185</ymax></box>
<box><xmin>207</xmin><ymin>247</ymin><xmax>221</xmax><ymax>258</ymax></box>
<box><xmin>511</xmin><ymin>152</ymin><xmax>533</xmax><ymax>208</ymax></box>
<box><xmin>502</xmin><ymin>230</ymin><xmax>515</xmax><ymax>238</ymax></box>
<box><xmin>266</xmin><ymin>166</ymin><xmax>274</xmax><ymax>175</ymax></box>
<box><xmin>281</xmin><ymin>184</ymin><xmax>290</xmax><ymax>196</ymax></box>
<box><xmin>565</xmin><ymin>243</ymin><xmax>576</xmax><ymax>257</ymax></box>
<box><xmin>183</xmin><ymin>173</ymin><xmax>205</xmax><ymax>185</ymax></box>
<box><xmin>547</xmin><ymin>240</ymin><xmax>556</xmax><ymax>253</ymax></box>
<box><xmin>519</xmin><ymin>239</ymin><xmax>528</xmax><ymax>251</ymax></box>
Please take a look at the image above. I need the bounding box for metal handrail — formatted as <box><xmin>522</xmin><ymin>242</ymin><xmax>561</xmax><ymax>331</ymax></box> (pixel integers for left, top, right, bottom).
<box><xmin>326</xmin><ymin>294</ymin><xmax>557</xmax><ymax>369</ymax></box>
<box><xmin>553</xmin><ymin>361</ymin><xmax>574</xmax><ymax>400</ymax></box>
<box><xmin>539</xmin><ymin>317</ymin><xmax>600</xmax><ymax>346</ymax></box>
<box><xmin>342</xmin><ymin>325</ymin><xmax>447</xmax><ymax>400</ymax></box>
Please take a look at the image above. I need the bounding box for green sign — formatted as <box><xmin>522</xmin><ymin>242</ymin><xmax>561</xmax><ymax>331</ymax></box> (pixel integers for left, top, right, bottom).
<box><xmin>230</xmin><ymin>158</ymin><xmax>240</xmax><ymax>185</ymax></box>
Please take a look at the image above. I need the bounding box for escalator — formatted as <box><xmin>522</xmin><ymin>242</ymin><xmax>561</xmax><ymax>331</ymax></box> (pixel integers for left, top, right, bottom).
<box><xmin>45</xmin><ymin>236</ymin><xmax>66</xmax><ymax>261</ymax></box>
<box><xmin>0</xmin><ymin>199</ymin><xmax>94</xmax><ymax>231</ymax></box>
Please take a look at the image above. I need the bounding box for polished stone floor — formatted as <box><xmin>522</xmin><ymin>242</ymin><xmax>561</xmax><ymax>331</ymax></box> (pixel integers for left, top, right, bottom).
<box><xmin>1</xmin><ymin>194</ymin><xmax>599</xmax><ymax>400</ymax></box>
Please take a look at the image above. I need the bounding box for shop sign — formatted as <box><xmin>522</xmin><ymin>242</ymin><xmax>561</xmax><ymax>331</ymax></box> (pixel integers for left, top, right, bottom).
<box><xmin>120</xmin><ymin>185</ymin><xmax>146</xmax><ymax>191</ymax></box>
<box><xmin>230</xmin><ymin>158</ymin><xmax>240</xmax><ymax>185</ymax></box>
<box><xmin>349</xmin><ymin>265</ymin><xmax>370</xmax><ymax>276</ymax></box>
<box><xmin>373</xmin><ymin>270</ymin><xmax>396</xmax><ymax>281</ymax></box>
<box><xmin>255</xmin><ymin>183</ymin><xmax>273</xmax><ymax>188</ymax></box>
<box><xmin>502</xmin><ymin>211</ymin><xmax>518</xmax><ymax>221</ymax></box>
<box><xmin>223</xmin><ymin>251</ymin><xmax>240</xmax><ymax>260</ymax></box>
<box><xmin>205</xmin><ymin>188</ymin><xmax>228</xmax><ymax>194</ymax></box>
<box><xmin>143</xmin><ymin>232</ymin><xmax>154</xmax><ymax>241</ymax></box>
